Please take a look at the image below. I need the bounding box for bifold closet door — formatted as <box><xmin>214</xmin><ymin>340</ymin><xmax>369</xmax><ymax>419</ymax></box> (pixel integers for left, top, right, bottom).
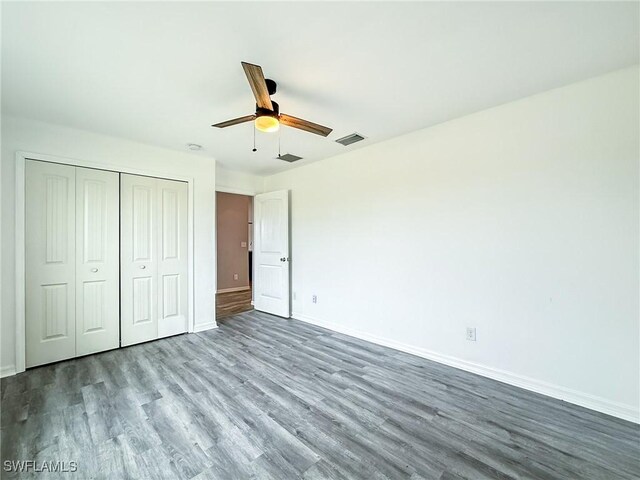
<box><xmin>25</xmin><ymin>161</ymin><xmax>120</xmax><ymax>368</ymax></box>
<box><xmin>75</xmin><ymin>167</ymin><xmax>120</xmax><ymax>356</ymax></box>
<box><xmin>26</xmin><ymin>161</ymin><xmax>77</xmax><ymax>367</ymax></box>
<box><xmin>157</xmin><ymin>178</ymin><xmax>188</xmax><ymax>338</ymax></box>
<box><xmin>120</xmin><ymin>174</ymin><xmax>159</xmax><ymax>346</ymax></box>
<box><xmin>120</xmin><ymin>174</ymin><xmax>188</xmax><ymax>347</ymax></box>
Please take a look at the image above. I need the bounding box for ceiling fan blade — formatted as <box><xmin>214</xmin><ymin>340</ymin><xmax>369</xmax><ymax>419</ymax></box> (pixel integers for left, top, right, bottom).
<box><xmin>241</xmin><ymin>62</ymin><xmax>273</xmax><ymax>111</ymax></box>
<box><xmin>212</xmin><ymin>114</ymin><xmax>256</xmax><ymax>128</ymax></box>
<box><xmin>280</xmin><ymin>114</ymin><xmax>332</xmax><ymax>137</ymax></box>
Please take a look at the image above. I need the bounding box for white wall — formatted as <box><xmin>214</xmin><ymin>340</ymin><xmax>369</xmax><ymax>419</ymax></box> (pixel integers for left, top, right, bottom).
<box><xmin>1</xmin><ymin>116</ymin><xmax>218</xmax><ymax>374</ymax></box>
<box><xmin>264</xmin><ymin>67</ymin><xmax>640</xmax><ymax>422</ymax></box>
<box><xmin>216</xmin><ymin>165</ymin><xmax>263</xmax><ymax>195</ymax></box>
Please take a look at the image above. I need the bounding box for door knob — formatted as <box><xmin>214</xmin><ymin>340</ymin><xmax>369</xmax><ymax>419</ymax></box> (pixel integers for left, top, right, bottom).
<box><xmin>140</xmin><ymin>265</ymin><xmax>146</xmax><ymax>269</ymax></box>
<box><xmin>280</xmin><ymin>257</ymin><xmax>286</xmax><ymax>262</ymax></box>
<box><xmin>91</xmin><ymin>268</ymin><xmax>98</xmax><ymax>273</ymax></box>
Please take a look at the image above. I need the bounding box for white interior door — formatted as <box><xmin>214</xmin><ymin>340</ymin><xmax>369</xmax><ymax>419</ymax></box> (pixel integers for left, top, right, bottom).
<box><xmin>121</xmin><ymin>174</ymin><xmax>159</xmax><ymax>346</ymax></box>
<box><xmin>25</xmin><ymin>160</ymin><xmax>77</xmax><ymax>367</ymax></box>
<box><xmin>75</xmin><ymin>167</ymin><xmax>120</xmax><ymax>356</ymax></box>
<box><xmin>157</xmin><ymin>178</ymin><xmax>188</xmax><ymax>338</ymax></box>
<box><xmin>253</xmin><ymin>190</ymin><xmax>290</xmax><ymax>317</ymax></box>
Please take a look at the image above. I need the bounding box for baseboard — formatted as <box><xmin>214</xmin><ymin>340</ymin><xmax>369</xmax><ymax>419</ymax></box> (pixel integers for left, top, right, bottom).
<box><xmin>193</xmin><ymin>322</ymin><xmax>218</xmax><ymax>333</ymax></box>
<box><xmin>293</xmin><ymin>313</ymin><xmax>639</xmax><ymax>424</ymax></box>
<box><xmin>217</xmin><ymin>286</ymin><xmax>250</xmax><ymax>294</ymax></box>
<box><xmin>1</xmin><ymin>365</ymin><xmax>16</xmax><ymax>378</ymax></box>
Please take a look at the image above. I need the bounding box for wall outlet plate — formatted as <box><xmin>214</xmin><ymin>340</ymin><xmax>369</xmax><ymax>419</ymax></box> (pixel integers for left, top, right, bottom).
<box><xmin>312</xmin><ymin>295</ymin><xmax>317</xmax><ymax>304</ymax></box>
<box><xmin>466</xmin><ymin>327</ymin><xmax>477</xmax><ymax>341</ymax></box>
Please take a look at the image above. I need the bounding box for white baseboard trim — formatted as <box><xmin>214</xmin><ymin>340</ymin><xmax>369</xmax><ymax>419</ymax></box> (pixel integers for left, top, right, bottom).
<box><xmin>1</xmin><ymin>365</ymin><xmax>17</xmax><ymax>378</ymax></box>
<box><xmin>217</xmin><ymin>286</ymin><xmax>250</xmax><ymax>294</ymax></box>
<box><xmin>293</xmin><ymin>313</ymin><xmax>639</xmax><ymax>424</ymax></box>
<box><xmin>193</xmin><ymin>322</ymin><xmax>219</xmax><ymax>333</ymax></box>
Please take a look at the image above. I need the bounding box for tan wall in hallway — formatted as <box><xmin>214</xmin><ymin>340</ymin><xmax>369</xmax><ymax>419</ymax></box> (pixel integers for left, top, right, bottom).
<box><xmin>216</xmin><ymin>192</ymin><xmax>251</xmax><ymax>291</ymax></box>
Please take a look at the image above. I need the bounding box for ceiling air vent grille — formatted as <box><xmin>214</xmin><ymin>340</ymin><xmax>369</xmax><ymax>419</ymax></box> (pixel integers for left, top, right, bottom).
<box><xmin>277</xmin><ymin>153</ymin><xmax>303</xmax><ymax>163</ymax></box>
<box><xmin>335</xmin><ymin>133</ymin><xmax>366</xmax><ymax>146</ymax></box>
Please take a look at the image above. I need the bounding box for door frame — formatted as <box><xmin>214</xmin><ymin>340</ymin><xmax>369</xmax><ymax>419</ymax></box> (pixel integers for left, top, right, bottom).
<box><xmin>14</xmin><ymin>151</ymin><xmax>196</xmax><ymax>374</ymax></box>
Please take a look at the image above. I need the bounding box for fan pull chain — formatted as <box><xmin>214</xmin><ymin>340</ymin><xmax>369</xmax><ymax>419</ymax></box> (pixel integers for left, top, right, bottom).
<box><xmin>278</xmin><ymin>129</ymin><xmax>281</xmax><ymax>158</ymax></box>
<box><xmin>252</xmin><ymin>125</ymin><xmax>257</xmax><ymax>152</ymax></box>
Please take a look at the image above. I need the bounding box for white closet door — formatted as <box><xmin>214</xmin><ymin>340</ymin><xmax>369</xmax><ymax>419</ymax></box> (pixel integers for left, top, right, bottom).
<box><xmin>157</xmin><ymin>178</ymin><xmax>188</xmax><ymax>338</ymax></box>
<box><xmin>25</xmin><ymin>160</ymin><xmax>77</xmax><ymax>367</ymax></box>
<box><xmin>120</xmin><ymin>174</ymin><xmax>159</xmax><ymax>346</ymax></box>
<box><xmin>75</xmin><ymin>167</ymin><xmax>120</xmax><ymax>356</ymax></box>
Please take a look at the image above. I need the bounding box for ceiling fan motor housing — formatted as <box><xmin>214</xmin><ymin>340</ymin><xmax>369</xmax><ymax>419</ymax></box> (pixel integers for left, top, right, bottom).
<box><xmin>257</xmin><ymin>100</ymin><xmax>279</xmax><ymax>118</ymax></box>
<box><xmin>265</xmin><ymin>79</ymin><xmax>277</xmax><ymax>95</ymax></box>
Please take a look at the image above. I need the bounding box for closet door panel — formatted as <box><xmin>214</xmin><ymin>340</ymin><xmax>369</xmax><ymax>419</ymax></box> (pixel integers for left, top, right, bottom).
<box><xmin>25</xmin><ymin>160</ymin><xmax>77</xmax><ymax>367</ymax></box>
<box><xmin>75</xmin><ymin>167</ymin><xmax>120</xmax><ymax>356</ymax></box>
<box><xmin>121</xmin><ymin>174</ymin><xmax>159</xmax><ymax>346</ymax></box>
<box><xmin>157</xmin><ymin>179</ymin><xmax>188</xmax><ymax>338</ymax></box>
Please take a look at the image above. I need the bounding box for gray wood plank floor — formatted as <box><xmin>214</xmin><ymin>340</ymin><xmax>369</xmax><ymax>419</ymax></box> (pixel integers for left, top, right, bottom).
<box><xmin>2</xmin><ymin>310</ymin><xmax>639</xmax><ymax>479</ymax></box>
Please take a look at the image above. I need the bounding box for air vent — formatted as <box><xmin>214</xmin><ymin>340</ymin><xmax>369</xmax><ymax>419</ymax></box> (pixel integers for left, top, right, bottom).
<box><xmin>335</xmin><ymin>133</ymin><xmax>366</xmax><ymax>146</ymax></box>
<box><xmin>277</xmin><ymin>153</ymin><xmax>303</xmax><ymax>163</ymax></box>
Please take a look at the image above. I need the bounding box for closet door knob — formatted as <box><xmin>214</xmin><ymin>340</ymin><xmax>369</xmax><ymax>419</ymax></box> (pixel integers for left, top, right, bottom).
<box><xmin>140</xmin><ymin>265</ymin><xmax>146</xmax><ymax>269</ymax></box>
<box><xmin>91</xmin><ymin>268</ymin><xmax>98</xmax><ymax>273</ymax></box>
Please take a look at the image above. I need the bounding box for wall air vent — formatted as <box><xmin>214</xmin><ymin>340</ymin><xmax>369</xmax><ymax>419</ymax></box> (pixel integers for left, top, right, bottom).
<box><xmin>277</xmin><ymin>153</ymin><xmax>303</xmax><ymax>163</ymax></box>
<box><xmin>335</xmin><ymin>133</ymin><xmax>366</xmax><ymax>146</ymax></box>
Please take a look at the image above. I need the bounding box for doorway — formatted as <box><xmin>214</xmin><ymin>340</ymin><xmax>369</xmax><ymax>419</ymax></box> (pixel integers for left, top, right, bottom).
<box><xmin>216</xmin><ymin>191</ymin><xmax>254</xmax><ymax>319</ymax></box>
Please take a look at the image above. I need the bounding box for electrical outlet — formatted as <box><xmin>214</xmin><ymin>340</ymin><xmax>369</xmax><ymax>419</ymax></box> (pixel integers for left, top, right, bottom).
<box><xmin>241</xmin><ymin>241</ymin><xmax>247</xmax><ymax>248</ymax></box>
<box><xmin>233</xmin><ymin>273</ymin><xmax>239</xmax><ymax>281</ymax></box>
<box><xmin>466</xmin><ymin>327</ymin><xmax>476</xmax><ymax>341</ymax></box>
<box><xmin>312</xmin><ymin>295</ymin><xmax>317</xmax><ymax>304</ymax></box>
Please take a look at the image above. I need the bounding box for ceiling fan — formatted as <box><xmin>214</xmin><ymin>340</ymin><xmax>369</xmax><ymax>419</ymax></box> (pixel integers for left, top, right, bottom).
<box><xmin>212</xmin><ymin>62</ymin><xmax>332</xmax><ymax>137</ymax></box>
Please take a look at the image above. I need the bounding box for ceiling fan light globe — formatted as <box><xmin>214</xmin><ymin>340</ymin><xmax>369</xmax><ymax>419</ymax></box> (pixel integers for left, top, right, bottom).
<box><xmin>255</xmin><ymin>115</ymin><xmax>279</xmax><ymax>133</ymax></box>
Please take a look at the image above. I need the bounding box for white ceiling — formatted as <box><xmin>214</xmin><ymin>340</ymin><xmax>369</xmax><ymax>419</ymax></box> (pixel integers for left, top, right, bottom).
<box><xmin>2</xmin><ymin>2</ymin><xmax>638</xmax><ymax>175</ymax></box>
